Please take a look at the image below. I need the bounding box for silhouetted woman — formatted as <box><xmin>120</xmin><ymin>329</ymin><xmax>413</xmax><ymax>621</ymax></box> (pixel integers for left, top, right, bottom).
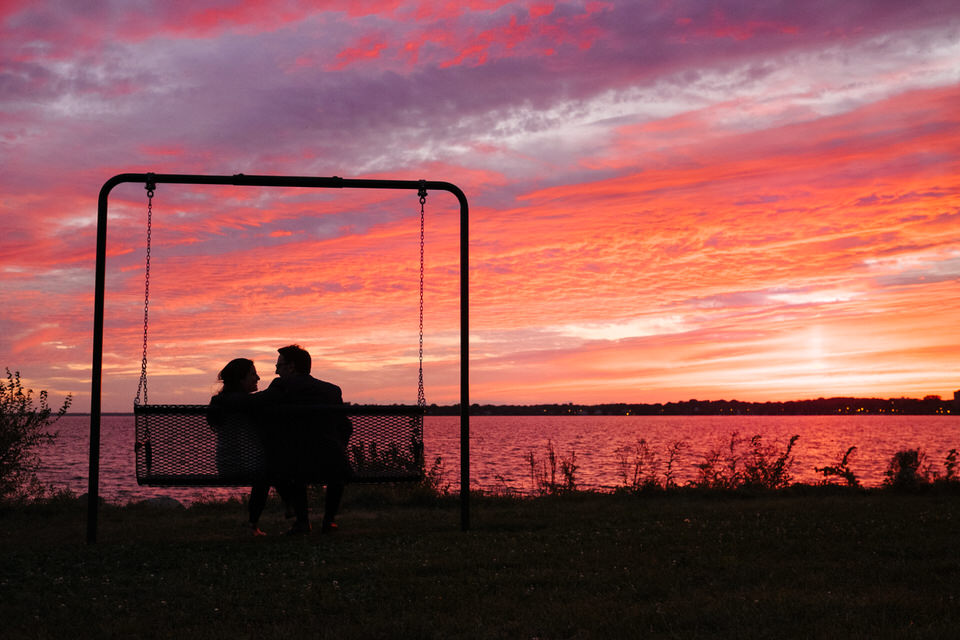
<box><xmin>207</xmin><ymin>358</ymin><xmax>282</xmax><ymax>536</ymax></box>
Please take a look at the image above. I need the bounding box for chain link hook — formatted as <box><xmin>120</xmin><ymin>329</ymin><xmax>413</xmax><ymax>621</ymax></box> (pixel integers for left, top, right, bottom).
<box><xmin>145</xmin><ymin>173</ymin><xmax>156</xmax><ymax>199</ymax></box>
<box><xmin>417</xmin><ymin>180</ymin><xmax>427</xmax><ymax>409</ymax></box>
<box><xmin>135</xmin><ymin>175</ymin><xmax>155</xmax><ymax>406</ymax></box>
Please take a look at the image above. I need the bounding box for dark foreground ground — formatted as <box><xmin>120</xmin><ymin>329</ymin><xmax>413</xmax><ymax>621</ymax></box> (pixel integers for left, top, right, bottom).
<box><xmin>2</xmin><ymin>487</ymin><xmax>958</xmax><ymax>639</ymax></box>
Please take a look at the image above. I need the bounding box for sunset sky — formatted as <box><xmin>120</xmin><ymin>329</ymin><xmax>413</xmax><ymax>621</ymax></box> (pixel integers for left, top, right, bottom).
<box><xmin>2</xmin><ymin>0</ymin><xmax>959</xmax><ymax>413</ymax></box>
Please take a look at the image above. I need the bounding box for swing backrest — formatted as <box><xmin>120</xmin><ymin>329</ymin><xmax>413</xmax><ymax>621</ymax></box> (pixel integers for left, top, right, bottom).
<box><xmin>135</xmin><ymin>404</ymin><xmax>425</xmax><ymax>485</ymax></box>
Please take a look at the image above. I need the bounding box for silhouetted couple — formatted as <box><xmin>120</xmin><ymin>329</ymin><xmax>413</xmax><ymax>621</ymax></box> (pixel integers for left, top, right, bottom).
<box><xmin>209</xmin><ymin>344</ymin><xmax>352</xmax><ymax>536</ymax></box>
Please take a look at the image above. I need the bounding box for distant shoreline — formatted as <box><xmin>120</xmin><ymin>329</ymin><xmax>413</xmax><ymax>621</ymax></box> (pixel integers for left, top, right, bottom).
<box><xmin>68</xmin><ymin>395</ymin><xmax>959</xmax><ymax>417</ymax></box>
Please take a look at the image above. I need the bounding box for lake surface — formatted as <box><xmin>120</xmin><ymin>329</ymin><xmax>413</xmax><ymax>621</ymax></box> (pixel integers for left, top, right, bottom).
<box><xmin>37</xmin><ymin>414</ymin><xmax>960</xmax><ymax>504</ymax></box>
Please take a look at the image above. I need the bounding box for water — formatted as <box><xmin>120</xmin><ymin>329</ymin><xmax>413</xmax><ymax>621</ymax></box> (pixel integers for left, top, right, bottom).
<box><xmin>37</xmin><ymin>414</ymin><xmax>960</xmax><ymax>504</ymax></box>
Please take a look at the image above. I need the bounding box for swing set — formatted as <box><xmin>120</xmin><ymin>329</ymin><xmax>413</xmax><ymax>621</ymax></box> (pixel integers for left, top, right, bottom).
<box><xmin>88</xmin><ymin>173</ymin><xmax>470</xmax><ymax>543</ymax></box>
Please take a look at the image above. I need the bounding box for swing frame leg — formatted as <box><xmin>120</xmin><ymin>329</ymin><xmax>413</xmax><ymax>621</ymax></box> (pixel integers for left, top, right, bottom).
<box><xmin>89</xmin><ymin>173</ymin><xmax>470</xmax><ymax>543</ymax></box>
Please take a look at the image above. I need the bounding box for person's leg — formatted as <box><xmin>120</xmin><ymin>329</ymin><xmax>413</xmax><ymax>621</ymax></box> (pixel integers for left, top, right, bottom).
<box><xmin>321</xmin><ymin>446</ymin><xmax>351</xmax><ymax>532</ymax></box>
<box><xmin>322</xmin><ymin>482</ymin><xmax>344</xmax><ymax>532</ymax></box>
<box><xmin>247</xmin><ymin>483</ymin><xmax>269</xmax><ymax>536</ymax></box>
<box><xmin>285</xmin><ymin>482</ymin><xmax>311</xmax><ymax>534</ymax></box>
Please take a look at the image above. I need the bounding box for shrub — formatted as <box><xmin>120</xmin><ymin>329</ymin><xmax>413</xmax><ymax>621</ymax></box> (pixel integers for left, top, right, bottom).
<box><xmin>883</xmin><ymin>449</ymin><xmax>930</xmax><ymax>491</ymax></box>
<box><xmin>0</xmin><ymin>369</ymin><xmax>72</xmax><ymax>500</ymax></box>
<box><xmin>693</xmin><ymin>432</ymin><xmax>799</xmax><ymax>491</ymax></box>
<box><xmin>815</xmin><ymin>446</ymin><xmax>861</xmax><ymax>488</ymax></box>
<box><xmin>742</xmin><ymin>434</ymin><xmax>799</xmax><ymax>489</ymax></box>
<box><xmin>693</xmin><ymin>432</ymin><xmax>744</xmax><ymax>490</ymax></box>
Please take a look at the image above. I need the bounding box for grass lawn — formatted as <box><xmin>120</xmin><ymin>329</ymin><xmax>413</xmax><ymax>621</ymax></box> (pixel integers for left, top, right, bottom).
<box><xmin>2</xmin><ymin>487</ymin><xmax>958</xmax><ymax>639</ymax></box>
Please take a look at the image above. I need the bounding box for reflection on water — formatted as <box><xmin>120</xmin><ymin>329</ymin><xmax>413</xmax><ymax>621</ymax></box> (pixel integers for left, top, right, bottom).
<box><xmin>37</xmin><ymin>414</ymin><xmax>960</xmax><ymax>504</ymax></box>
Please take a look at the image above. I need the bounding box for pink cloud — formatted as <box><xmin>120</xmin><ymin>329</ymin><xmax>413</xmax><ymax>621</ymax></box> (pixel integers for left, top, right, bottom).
<box><xmin>677</xmin><ymin>9</ymin><xmax>801</xmax><ymax>42</ymax></box>
<box><xmin>311</xmin><ymin>1</ymin><xmax>612</xmax><ymax>71</ymax></box>
<box><xmin>529</xmin><ymin>3</ymin><xmax>554</xmax><ymax>19</ymax></box>
<box><xmin>329</xmin><ymin>34</ymin><xmax>390</xmax><ymax>70</ymax></box>
<box><xmin>439</xmin><ymin>13</ymin><xmax>533</xmax><ymax>67</ymax></box>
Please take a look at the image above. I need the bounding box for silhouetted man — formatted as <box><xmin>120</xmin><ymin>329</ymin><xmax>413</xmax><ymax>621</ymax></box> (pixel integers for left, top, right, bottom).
<box><xmin>262</xmin><ymin>344</ymin><xmax>352</xmax><ymax>534</ymax></box>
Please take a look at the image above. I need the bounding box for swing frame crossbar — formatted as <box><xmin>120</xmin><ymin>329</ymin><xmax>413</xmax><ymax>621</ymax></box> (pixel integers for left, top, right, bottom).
<box><xmin>89</xmin><ymin>173</ymin><xmax>469</xmax><ymax>543</ymax></box>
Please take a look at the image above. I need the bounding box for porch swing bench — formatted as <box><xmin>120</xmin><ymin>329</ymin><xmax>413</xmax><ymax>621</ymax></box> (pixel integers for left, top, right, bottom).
<box><xmin>132</xmin><ymin>177</ymin><xmax>430</xmax><ymax>488</ymax></box>
<box><xmin>135</xmin><ymin>403</ymin><xmax>425</xmax><ymax>486</ymax></box>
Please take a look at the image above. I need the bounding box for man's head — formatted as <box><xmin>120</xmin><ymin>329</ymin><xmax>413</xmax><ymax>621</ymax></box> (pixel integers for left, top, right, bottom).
<box><xmin>276</xmin><ymin>344</ymin><xmax>311</xmax><ymax>377</ymax></box>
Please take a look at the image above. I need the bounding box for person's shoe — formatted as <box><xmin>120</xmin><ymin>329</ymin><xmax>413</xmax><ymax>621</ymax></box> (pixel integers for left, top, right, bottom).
<box><xmin>284</xmin><ymin>521</ymin><xmax>311</xmax><ymax>536</ymax></box>
<box><xmin>321</xmin><ymin>520</ymin><xmax>338</xmax><ymax>534</ymax></box>
<box><xmin>249</xmin><ymin>524</ymin><xmax>267</xmax><ymax>537</ymax></box>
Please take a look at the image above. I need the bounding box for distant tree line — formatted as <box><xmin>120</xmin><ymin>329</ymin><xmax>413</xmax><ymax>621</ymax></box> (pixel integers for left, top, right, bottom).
<box><xmin>82</xmin><ymin>394</ymin><xmax>958</xmax><ymax>417</ymax></box>
<box><xmin>421</xmin><ymin>395</ymin><xmax>958</xmax><ymax>416</ymax></box>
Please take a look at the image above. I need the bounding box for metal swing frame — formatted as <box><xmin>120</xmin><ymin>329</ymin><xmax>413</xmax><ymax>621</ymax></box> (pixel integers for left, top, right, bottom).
<box><xmin>89</xmin><ymin>173</ymin><xmax>470</xmax><ymax>543</ymax></box>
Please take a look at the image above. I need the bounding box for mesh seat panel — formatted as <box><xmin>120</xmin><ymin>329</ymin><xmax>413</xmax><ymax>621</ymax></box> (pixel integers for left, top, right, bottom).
<box><xmin>135</xmin><ymin>404</ymin><xmax>424</xmax><ymax>486</ymax></box>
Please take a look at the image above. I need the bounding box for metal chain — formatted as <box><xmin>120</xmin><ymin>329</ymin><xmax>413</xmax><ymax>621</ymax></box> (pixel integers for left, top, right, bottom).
<box><xmin>135</xmin><ymin>176</ymin><xmax>155</xmax><ymax>406</ymax></box>
<box><xmin>417</xmin><ymin>181</ymin><xmax>427</xmax><ymax>408</ymax></box>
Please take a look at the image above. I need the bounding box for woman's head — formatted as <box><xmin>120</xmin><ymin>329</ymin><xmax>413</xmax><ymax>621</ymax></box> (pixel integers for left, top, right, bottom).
<box><xmin>217</xmin><ymin>358</ymin><xmax>259</xmax><ymax>393</ymax></box>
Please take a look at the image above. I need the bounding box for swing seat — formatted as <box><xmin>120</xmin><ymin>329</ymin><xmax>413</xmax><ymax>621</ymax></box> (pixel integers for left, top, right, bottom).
<box><xmin>134</xmin><ymin>404</ymin><xmax>425</xmax><ymax>486</ymax></box>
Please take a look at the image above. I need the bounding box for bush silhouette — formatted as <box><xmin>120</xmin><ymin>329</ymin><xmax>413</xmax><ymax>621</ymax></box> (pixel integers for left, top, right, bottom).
<box><xmin>0</xmin><ymin>369</ymin><xmax>72</xmax><ymax>500</ymax></box>
<box><xmin>883</xmin><ymin>449</ymin><xmax>929</xmax><ymax>491</ymax></box>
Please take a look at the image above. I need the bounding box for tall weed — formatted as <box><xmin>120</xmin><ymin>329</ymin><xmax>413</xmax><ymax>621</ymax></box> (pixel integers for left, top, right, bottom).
<box><xmin>526</xmin><ymin>440</ymin><xmax>578</xmax><ymax>495</ymax></box>
<box><xmin>615</xmin><ymin>439</ymin><xmax>661</xmax><ymax>492</ymax></box>
<box><xmin>421</xmin><ymin>455</ymin><xmax>451</xmax><ymax>496</ymax></box>
<box><xmin>663</xmin><ymin>440</ymin><xmax>687</xmax><ymax>489</ymax></box>
<box><xmin>693</xmin><ymin>432</ymin><xmax>744</xmax><ymax>490</ymax></box>
<box><xmin>743</xmin><ymin>434</ymin><xmax>799</xmax><ymax>489</ymax></box>
<box><xmin>615</xmin><ymin>439</ymin><xmax>688</xmax><ymax>492</ymax></box>
<box><xmin>815</xmin><ymin>446</ymin><xmax>861</xmax><ymax>487</ymax></box>
<box><xmin>943</xmin><ymin>449</ymin><xmax>959</xmax><ymax>483</ymax></box>
<box><xmin>693</xmin><ymin>432</ymin><xmax>799</xmax><ymax>490</ymax></box>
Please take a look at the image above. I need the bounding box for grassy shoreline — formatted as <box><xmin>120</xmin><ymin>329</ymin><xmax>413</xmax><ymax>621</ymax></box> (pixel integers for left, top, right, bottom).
<box><xmin>3</xmin><ymin>487</ymin><xmax>959</xmax><ymax>639</ymax></box>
